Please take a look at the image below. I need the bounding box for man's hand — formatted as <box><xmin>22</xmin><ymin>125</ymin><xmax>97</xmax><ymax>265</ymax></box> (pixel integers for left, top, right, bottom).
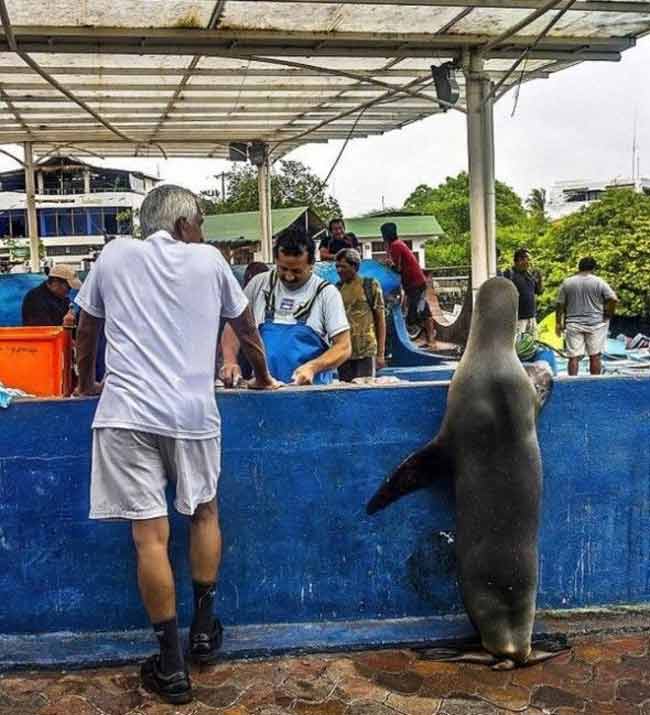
<box><xmin>219</xmin><ymin>363</ymin><xmax>243</xmax><ymax>388</ymax></box>
<box><xmin>292</xmin><ymin>363</ymin><xmax>317</xmax><ymax>385</ymax></box>
<box><xmin>74</xmin><ymin>382</ymin><xmax>103</xmax><ymax>397</ymax></box>
<box><xmin>63</xmin><ymin>309</ymin><xmax>76</xmax><ymax>328</ymax></box>
<box><xmin>247</xmin><ymin>375</ymin><xmax>283</xmax><ymax>390</ymax></box>
<box><xmin>376</xmin><ymin>355</ymin><xmax>386</xmax><ymax>371</ymax></box>
<box><xmin>555</xmin><ymin>323</ymin><xmax>563</xmax><ymax>338</ymax></box>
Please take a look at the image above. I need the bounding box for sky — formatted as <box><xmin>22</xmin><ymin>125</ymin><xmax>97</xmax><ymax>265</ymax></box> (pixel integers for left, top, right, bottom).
<box><xmin>1</xmin><ymin>37</ymin><xmax>648</xmax><ymax>218</ymax></box>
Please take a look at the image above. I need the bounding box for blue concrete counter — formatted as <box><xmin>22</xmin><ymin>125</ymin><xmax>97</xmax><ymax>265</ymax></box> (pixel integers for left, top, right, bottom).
<box><xmin>0</xmin><ymin>377</ymin><xmax>649</xmax><ymax>666</ymax></box>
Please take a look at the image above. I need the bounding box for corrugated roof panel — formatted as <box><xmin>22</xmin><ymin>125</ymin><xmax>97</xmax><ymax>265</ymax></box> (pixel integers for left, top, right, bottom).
<box><xmin>5</xmin><ymin>0</ymin><xmax>215</xmax><ymax>28</ymax></box>
<box><xmin>0</xmin><ymin>1</ymin><xmax>645</xmax><ymax>158</ymax></box>
<box><xmin>220</xmin><ymin>2</ymin><xmax>465</xmax><ymax>34</ymax></box>
<box><xmin>345</xmin><ymin>214</ymin><xmax>444</xmax><ymax>238</ymax></box>
<box><xmin>204</xmin><ymin>206</ymin><xmax>310</xmax><ymax>244</ymax></box>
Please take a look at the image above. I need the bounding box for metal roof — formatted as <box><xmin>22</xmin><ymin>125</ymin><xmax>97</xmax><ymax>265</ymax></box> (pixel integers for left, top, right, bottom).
<box><xmin>345</xmin><ymin>213</ymin><xmax>444</xmax><ymax>237</ymax></box>
<box><xmin>0</xmin><ymin>0</ymin><xmax>647</xmax><ymax>160</ymax></box>
<box><xmin>204</xmin><ymin>205</ymin><xmax>322</xmax><ymax>244</ymax></box>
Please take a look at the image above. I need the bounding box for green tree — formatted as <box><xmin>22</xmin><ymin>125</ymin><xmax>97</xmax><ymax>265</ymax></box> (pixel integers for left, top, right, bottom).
<box><xmin>405</xmin><ymin>172</ymin><xmax>526</xmax><ymax>241</ymax></box>
<box><xmin>203</xmin><ymin>160</ymin><xmax>341</xmax><ymax>221</ymax></box>
<box><xmin>534</xmin><ymin>189</ymin><xmax>650</xmax><ymax>317</ymax></box>
<box><xmin>526</xmin><ymin>187</ymin><xmax>547</xmax><ymax>217</ymax></box>
<box><xmin>408</xmin><ymin>172</ymin><xmax>529</xmax><ymax>267</ymax></box>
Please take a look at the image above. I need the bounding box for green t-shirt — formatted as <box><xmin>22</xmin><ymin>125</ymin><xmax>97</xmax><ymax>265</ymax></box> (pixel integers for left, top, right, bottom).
<box><xmin>339</xmin><ymin>276</ymin><xmax>384</xmax><ymax>359</ymax></box>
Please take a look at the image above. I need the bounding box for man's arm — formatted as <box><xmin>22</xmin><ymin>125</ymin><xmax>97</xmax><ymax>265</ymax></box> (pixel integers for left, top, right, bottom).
<box><xmin>292</xmin><ymin>330</ymin><xmax>352</xmax><ymax>385</ymax></box>
<box><xmin>604</xmin><ymin>297</ymin><xmax>618</xmax><ymax>320</ymax></box>
<box><xmin>374</xmin><ymin>307</ymin><xmax>387</xmax><ymax>370</ymax></box>
<box><xmin>75</xmin><ymin>310</ymin><xmax>104</xmax><ymax>395</ymax></box>
<box><xmin>534</xmin><ymin>270</ymin><xmax>544</xmax><ymax>294</ymax></box>
<box><xmin>226</xmin><ymin>306</ymin><xmax>277</xmax><ymax>389</ymax></box>
<box><xmin>555</xmin><ymin>304</ymin><xmax>565</xmax><ymax>338</ymax></box>
<box><xmin>220</xmin><ymin>323</ymin><xmax>242</xmax><ymax>386</ymax></box>
<box><xmin>319</xmin><ymin>237</ymin><xmax>333</xmax><ymax>261</ymax></box>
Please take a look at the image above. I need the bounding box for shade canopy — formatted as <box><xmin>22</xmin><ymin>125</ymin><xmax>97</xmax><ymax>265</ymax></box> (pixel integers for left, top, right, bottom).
<box><xmin>0</xmin><ymin>1</ymin><xmax>646</xmax><ymax>160</ymax></box>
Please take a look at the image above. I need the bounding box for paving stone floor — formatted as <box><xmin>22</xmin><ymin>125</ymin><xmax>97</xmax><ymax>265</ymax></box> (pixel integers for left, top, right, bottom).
<box><xmin>2</xmin><ymin>628</ymin><xmax>650</xmax><ymax>715</ymax></box>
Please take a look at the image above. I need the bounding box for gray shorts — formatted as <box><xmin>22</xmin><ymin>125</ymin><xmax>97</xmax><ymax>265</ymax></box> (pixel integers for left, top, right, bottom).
<box><xmin>565</xmin><ymin>322</ymin><xmax>608</xmax><ymax>358</ymax></box>
<box><xmin>90</xmin><ymin>428</ymin><xmax>221</xmax><ymax>520</ymax></box>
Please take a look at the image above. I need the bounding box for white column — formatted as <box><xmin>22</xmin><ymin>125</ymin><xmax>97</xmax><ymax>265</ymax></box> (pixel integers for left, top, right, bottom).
<box><xmin>24</xmin><ymin>142</ymin><xmax>40</xmax><ymax>273</ymax></box>
<box><xmin>257</xmin><ymin>149</ymin><xmax>273</xmax><ymax>263</ymax></box>
<box><xmin>83</xmin><ymin>169</ymin><xmax>91</xmax><ymax>195</ymax></box>
<box><xmin>465</xmin><ymin>53</ymin><xmax>497</xmax><ymax>298</ymax></box>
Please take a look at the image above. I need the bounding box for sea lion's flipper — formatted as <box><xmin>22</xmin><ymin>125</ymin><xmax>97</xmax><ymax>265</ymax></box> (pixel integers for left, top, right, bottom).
<box><xmin>417</xmin><ymin>647</ymin><xmax>499</xmax><ymax>665</ymax></box>
<box><xmin>366</xmin><ymin>438</ymin><xmax>453</xmax><ymax>515</ymax></box>
<box><xmin>524</xmin><ymin>361</ymin><xmax>554</xmax><ymax>411</ymax></box>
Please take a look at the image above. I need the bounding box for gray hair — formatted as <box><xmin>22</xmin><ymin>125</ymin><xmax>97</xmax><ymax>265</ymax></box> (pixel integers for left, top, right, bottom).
<box><xmin>335</xmin><ymin>248</ymin><xmax>361</xmax><ymax>270</ymax></box>
<box><xmin>139</xmin><ymin>184</ymin><xmax>200</xmax><ymax>238</ymax></box>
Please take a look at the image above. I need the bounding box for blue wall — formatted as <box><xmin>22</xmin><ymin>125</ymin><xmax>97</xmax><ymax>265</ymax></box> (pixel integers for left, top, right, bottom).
<box><xmin>1</xmin><ymin>377</ymin><xmax>649</xmax><ymax>639</ymax></box>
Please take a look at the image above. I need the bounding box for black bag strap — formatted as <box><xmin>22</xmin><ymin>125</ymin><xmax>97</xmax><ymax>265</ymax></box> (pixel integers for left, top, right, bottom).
<box><xmin>294</xmin><ymin>279</ymin><xmax>332</xmax><ymax>323</ymax></box>
<box><xmin>263</xmin><ymin>270</ymin><xmax>279</xmax><ymax>321</ymax></box>
<box><xmin>336</xmin><ymin>277</ymin><xmax>377</xmax><ymax>310</ymax></box>
<box><xmin>362</xmin><ymin>277</ymin><xmax>376</xmax><ymax>310</ymax></box>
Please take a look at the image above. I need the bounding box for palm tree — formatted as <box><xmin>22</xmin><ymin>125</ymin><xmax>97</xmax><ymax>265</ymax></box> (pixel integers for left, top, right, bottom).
<box><xmin>526</xmin><ymin>188</ymin><xmax>547</xmax><ymax>216</ymax></box>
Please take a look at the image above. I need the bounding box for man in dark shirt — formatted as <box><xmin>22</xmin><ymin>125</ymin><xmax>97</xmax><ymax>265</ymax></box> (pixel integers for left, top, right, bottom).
<box><xmin>504</xmin><ymin>248</ymin><xmax>543</xmax><ymax>338</ymax></box>
<box><xmin>319</xmin><ymin>218</ymin><xmax>360</xmax><ymax>260</ymax></box>
<box><xmin>22</xmin><ymin>264</ymin><xmax>81</xmax><ymax>327</ymax></box>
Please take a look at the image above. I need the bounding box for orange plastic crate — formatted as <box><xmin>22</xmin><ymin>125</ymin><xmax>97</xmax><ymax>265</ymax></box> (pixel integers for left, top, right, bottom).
<box><xmin>0</xmin><ymin>326</ymin><xmax>72</xmax><ymax>397</ymax></box>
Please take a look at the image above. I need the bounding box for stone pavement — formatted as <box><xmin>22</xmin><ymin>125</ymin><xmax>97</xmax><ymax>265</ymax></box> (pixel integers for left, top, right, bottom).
<box><xmin>1</xmin><ymin>628</ymin><xmax>650</xmax><ymax>715</ymax></box>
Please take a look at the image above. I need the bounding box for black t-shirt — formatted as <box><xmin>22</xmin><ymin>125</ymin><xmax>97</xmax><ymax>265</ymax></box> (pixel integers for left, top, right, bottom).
<box><xmin>504</xmin><ymin>269</ymin><xmax>539</xmax><ymax>320</ymax></box>
<box><xmin>22</xmin><ymin>282</ymin><xmax>69</xmax><ymax>326</ymax></box>
<box><xmin>322</xmin><ymin>234</ymin><xmax>360</xmax><ymax>256</ymax></box>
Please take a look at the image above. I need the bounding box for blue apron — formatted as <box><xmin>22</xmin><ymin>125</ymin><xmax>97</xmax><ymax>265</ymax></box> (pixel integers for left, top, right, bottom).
<box><xmin>259</xmin><ymin>271</ymin><xmax>334</xmax><ymax>385</ymax></box>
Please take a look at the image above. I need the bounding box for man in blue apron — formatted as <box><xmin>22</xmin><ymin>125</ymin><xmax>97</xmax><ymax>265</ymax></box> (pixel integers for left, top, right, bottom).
<box><xmin>221</xmin><ymin>231</ymin><xmax>351</xmax><ymax>385</ymax></box>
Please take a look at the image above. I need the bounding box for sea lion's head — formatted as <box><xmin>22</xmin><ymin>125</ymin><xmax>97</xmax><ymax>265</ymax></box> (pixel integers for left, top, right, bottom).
<box><xmin>468</xmin><ymin>277</ymin><xmax>518</xmax><ymax>350</ymax></box>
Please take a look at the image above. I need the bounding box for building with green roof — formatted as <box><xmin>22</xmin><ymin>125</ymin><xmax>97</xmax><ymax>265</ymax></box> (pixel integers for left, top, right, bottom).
<box><xmin>203</xmin><ymin>206</ymin><xmax>325</xmax><ymax>264</ymax></box>
<box><xmin>344</xmin><ymin>212</ymin><xmax>444</xmax><ymax>269</ymax></box>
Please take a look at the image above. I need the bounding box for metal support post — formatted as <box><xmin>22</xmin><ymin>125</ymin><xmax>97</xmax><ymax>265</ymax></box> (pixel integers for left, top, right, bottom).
<box><xmin>24</xmin><ymin>142</ymin><xmax>40</xmax><ymax>273</ymax></box>
<box><xmin>257</xmin><ymin>148</ymin><xmax>273</xmax><ymax>263</ymax></box>
<box><xmin>464</xmin><ymin>53</ymin><xmax>497</xmax><ymax>299</ymax></box>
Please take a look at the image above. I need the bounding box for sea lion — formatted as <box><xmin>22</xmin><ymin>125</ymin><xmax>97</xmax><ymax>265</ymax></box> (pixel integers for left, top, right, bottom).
<box><xmin>367</xmin><ymin>277</ymin><xmax>560</xmax><ymax>669</ymax></box>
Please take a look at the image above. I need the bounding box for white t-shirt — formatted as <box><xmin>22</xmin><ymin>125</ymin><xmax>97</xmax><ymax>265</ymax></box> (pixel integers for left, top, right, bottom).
<box><xmin>75</xmin><ymin>231</ymin><xmax>247</xmax><ymax>439</ymax></box>
<box><xmin>245</xmin><ymin>271</ymin><xmax>349</xmax><ymax>342</ymax></box>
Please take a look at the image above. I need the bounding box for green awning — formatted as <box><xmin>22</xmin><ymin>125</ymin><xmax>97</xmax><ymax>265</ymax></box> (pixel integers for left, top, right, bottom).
<box><xmin>344</xmin><ymin>215</ymin><xmax>444</xmax><ymax>240</ymax></box>
<box><xmin>204</xmin><ymin>206</ymin><xmax>311</xmax><ymax>246</ymax></box>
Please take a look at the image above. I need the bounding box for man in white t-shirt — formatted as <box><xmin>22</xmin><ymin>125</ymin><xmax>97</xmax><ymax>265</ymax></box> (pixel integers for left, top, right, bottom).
<box><xmin>74</xmin><ymin>185</ymin><xmax>277</xmax><ymax>705</ymax></box>
<box><xmin>221</xmin><ymin>230</ymin><xmax>351</xmax><ymax>386</ymax></box>
<box><xmin>555</xmin><ymin>256</ymin><xmax>618</xmax><ymax>376</ymax></box>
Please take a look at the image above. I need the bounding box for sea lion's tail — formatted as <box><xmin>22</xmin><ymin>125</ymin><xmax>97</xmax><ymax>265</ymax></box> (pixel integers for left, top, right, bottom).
<box><xmin>366</xmin><ymin>438</ymin><xmax>453</xmax><ymax>515</ymax></box>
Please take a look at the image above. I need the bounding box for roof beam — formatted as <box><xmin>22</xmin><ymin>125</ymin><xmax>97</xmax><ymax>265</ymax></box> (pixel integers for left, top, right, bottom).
<box><xmin>1</xmin><ymin>26</ymin><xmax>636</xmax><ymax>54</ymax></box>
<box><xmin>0</xmin><ymin>67</ymin><xmax>445</xmax><ymax>78</ymax></box>
<box><xmin>0</xmin><ymin>106</ymin><xmax>437</xmax><ymax>116</ymax></box>
<box><xmin>4</xmin><ymin>95</ymin><xmax>443</xmax><ymax>105</ymax></box>
<box><xmin>220</xmin><ymin>0</ymin><xmax>650</xmax><ymax>11</ymax></box>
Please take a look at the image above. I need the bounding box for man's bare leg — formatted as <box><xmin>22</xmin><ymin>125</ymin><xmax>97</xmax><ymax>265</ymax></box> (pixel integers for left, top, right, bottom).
<box><xmin>133</xmin><ymin>517</ymin><xmax>175</xmax><ymax>622</ymax></box>
<box><xmin>189</xmin><ymin>499</ymin><xmax>223</xmax><ymax>662</ymax></box>
<box><xmin>589</xmin><ymin>354</ymin><xmax>602</xmax><ymax>375</ymax></box>
<box><xmin>568</xmin><ymin>357</ymin><xmax>580</xmax><ymax>376</ymax></box>
<box><xmin>424</xmin><ymin>317</ymin><xmax>437</xmax><ymax>348</ymax></box>
<box><xmin>132</xmin><ymin>518</ymin><xmax>185</xmax><ymax>676</ymax></box>
<box><xmin>190</xmin><ymin>499</ymin><xmax>222</xmax><ymax>584</ymax></box>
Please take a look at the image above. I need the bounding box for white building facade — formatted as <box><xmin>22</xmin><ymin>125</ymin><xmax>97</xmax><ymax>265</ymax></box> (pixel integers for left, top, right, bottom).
<box><xmin>0</xmin><ymin>156</ymin><xmax>158</xmax><ymax>269</ymax></box>
<box><xmin>547</xmin><ymin>177</ymin><xmax>650</xmax><ymax>221</ymax></box>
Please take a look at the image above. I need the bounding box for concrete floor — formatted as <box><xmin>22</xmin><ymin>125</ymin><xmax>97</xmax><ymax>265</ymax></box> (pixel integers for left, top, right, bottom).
<box><xmin>1</xmin><ymin>613</ymin><xmax>650</xmax><ymax>715</ymax></box>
